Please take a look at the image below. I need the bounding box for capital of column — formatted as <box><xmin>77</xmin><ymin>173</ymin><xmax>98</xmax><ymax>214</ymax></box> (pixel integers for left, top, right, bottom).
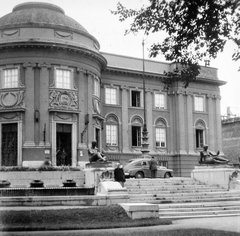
<box><xmin>23</xmin><ymin>62</ymin><xmax>37</xmax><ymax>68</ymax></box>
<box><xmin>38</xmin><ymin>63</ymin><xmax>51</xmax><ymax>69</ymax></box>
<box><xmin>120</xmin><ymin>85</ymin><xmax>129</xmax><ymax>91</ymax></box>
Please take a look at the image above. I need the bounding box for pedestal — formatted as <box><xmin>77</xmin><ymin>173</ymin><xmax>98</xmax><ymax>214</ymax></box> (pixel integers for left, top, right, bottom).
<box><xmin>84</xmin><ymin>162</ymin><xmax>127</xmax><ymax>195</ymax></box>
<box><xmin>191</xmin><ymin>165</ymin><xmax>236</xmax><ymax>189</ymax></box>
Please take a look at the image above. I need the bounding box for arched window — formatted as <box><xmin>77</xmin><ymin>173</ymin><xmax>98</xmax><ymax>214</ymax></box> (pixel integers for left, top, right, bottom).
<box><xmin>131</xmin><ymin>116</ymin><xmax>143</xmax><ymax>147</ymax></box>
<box><xmin>106</xmin><ymin>115</ymin><xmax>118</xmax><ymax>146</ymax></box>
<box><xmin>195</xmin><ymin>120</ymin><xmax>206</xmax><ymax>148</ymax></box>
<box><xmin>155</xmin><ymin>118</ymin><xmax>167</xmax><ymax>148</ymax></box>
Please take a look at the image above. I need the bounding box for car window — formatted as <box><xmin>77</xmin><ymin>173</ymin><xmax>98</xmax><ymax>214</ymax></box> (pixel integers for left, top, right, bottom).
<box><xmin>133</xmin><ymin>162</ymin><xmax>142</xmax><ymax>167</ymax></box>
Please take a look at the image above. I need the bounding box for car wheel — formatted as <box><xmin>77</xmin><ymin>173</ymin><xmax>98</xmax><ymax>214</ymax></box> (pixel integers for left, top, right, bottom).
<box><xmin>164</xmin><ymin>172</ymin><xmax>171</xmax><ymax>178</ymax></box>
<box><xmin>135</xmin><ymin>171</ymin><xmax>144</xmax><ymax>178</ymax></box>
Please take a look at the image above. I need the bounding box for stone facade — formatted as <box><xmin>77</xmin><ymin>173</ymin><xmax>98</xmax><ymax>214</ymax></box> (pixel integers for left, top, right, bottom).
<box><xmin>222</xmin><ymin>117</ymin><xmax>240</xmax><ymax>164</ymax></box>
<box><xmin>0</xmin><ymin>2</ymin><xmax>225</xmax><ymax>177</ymax></box>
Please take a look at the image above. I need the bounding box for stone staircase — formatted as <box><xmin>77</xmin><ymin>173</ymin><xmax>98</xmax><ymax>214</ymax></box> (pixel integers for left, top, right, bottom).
<box><xmin>125</xmin><ymin>177</ymin><xmax>240</xmax><ymax>219</ymax></box>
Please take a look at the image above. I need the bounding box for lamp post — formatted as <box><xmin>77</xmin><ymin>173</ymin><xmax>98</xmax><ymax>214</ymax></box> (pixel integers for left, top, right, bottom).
<box><xmin>141</xmin><ymin>39</ymin><xmax>150</xmax><ymax>158</ymax></box>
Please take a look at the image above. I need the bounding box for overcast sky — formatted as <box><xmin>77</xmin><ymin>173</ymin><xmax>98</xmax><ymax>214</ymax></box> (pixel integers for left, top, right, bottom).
<box><xmin>0</xmin><ymin>0</ymin><xmax>239</xmax><ymax>116</ymax></box>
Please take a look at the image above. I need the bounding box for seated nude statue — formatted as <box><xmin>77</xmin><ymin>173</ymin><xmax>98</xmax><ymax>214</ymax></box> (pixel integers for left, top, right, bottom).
<box><xmin>88</xmin><ymin>141</ymin><xmax>107</xmax><ymax>163</ymax></box>
<box><xmin>200</xmin><ymin>144</ymin><xmax>229</xmax><ymax>164</ymax></box>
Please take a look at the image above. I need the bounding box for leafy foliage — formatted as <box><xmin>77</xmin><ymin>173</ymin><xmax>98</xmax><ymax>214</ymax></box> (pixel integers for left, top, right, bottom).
<box><xmin>111</xmin><ymin>0</ymin><xmax>240</xmax><ymax>87</ymax></box>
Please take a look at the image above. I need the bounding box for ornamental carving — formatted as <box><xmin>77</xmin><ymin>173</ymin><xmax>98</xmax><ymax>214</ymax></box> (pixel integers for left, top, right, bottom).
<box><xmin>49</xmin><ymin>90</ymin><xmax>78</xmax><ymax>110</ymax></box>
<box><xmin>0</xmin><ymin>91</ymin><xmax>25</xmax><ymax>109</ymax></box>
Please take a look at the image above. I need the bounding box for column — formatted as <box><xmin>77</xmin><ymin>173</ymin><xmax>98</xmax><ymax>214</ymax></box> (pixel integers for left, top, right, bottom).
<box><xmin>121</xmin><ymin>85</ymin><xmax>130</xmax><ymax>152</ymax></box>
<box><xmin>146</xmin><ymin>89</ymin><xmax>153</xmax><ymax>152</ymax></box>
<box><xmin>215</xmin><ymin>95</ymin><xmax>223</xmax><ymax>152</ymax></box>
<box><xmin>177</xmin><ymin>91</ymin><xmax>187</xmax><ymax>154</ymax></box>
<box><xmin>207</xmin><ymin>94</ymin><xmax>215</xmax><ymax>151</ymax></box>
<box><xmin>87</xmin><ymin>73</ymin><xmax>94</xmax><ymax>146</ymax></box>
<box><xmin>186</xmin><ymin>92</ymin><xmax>194</xmax><ymax>154</ymax></box>
<box><xmin>39</xmin><ymin>63</ymin><xmax>51</xmax><ymax>146</ymax></box>
<box><xmin>23</xmin><ymin>63</ymin><xmax>36</xmax><ymax>146</ymax></box>
<box><xmin>72</xmin><ymin>115</ymin><xmax>77</xmax><ymax>166</ymax></box>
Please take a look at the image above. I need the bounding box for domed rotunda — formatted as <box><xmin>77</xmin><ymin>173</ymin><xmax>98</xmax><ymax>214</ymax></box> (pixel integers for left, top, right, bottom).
<box><xmin>0</xmin><ymin>2</ymin><xmax>106</xmax><ymax>167</ymax></box>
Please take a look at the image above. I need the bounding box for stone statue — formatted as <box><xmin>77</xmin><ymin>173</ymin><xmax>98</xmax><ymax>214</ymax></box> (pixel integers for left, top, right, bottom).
<box><xmin>88</xmin><ymin>141</ymin><xmax>107</xmax><ymax>163</ymax></box>
<box><xmin>199</xmin><ymin>144</ymin><xmax>229</xmax><ymax>164</ymax></box>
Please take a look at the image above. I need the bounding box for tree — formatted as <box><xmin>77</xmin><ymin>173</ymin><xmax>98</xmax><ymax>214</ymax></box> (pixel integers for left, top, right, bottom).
<box><xmin>111</xmin><ymin>0</ymin><xmax>240</xmax><ymax>88</ymax></box>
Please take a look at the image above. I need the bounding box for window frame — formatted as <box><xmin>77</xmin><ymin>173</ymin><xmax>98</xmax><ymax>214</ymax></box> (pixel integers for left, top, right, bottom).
<box><xmin>54</xmin><ymin>67</ymin><xmax>74</xmax><ymax>90</ymax></box>
<box><xmin>131</xmin><ymin>125</ymin><xmax>142</xmax><ymax>147</ymax></box>
<box><xmin>0</xmin><ymin>66</ymin><xmax>20</xmax><ymax>89</ymax></box>
<box><xmin>195</xmin><ymin>120</ymin><xmax>206</xmax><ymax>149</ymax></box>
<box><xmin>93</xmin><ymin>77</ymin><xmax>100</xmax><ymax>98</ymax></box>
<box><xmin>105</xmin><ymin>87</ymin><xmax>118</xmax><ymax>105</ymax></box>
<box><xmin>106</xmin><ymin>124</ymin><xmax>118</xmax><ymax>146</ymax></box>
<box><xmin>131</xmin><ymin>89</ymin><xmax>143</xmax><ymax>107</ymax></box>
<box><xmin>154</xmin><ymin>92</ymin><xmax>167</xmax><ymax>109</ymax></box>
<box><xmin>155</xmin><ymin>119</ymin><xmax>167</xmax><ymax>148</ymax></box>
<box><xmin>194</xmin><ymin>95</ymin><xmax>205</xmax><ymax>112</ymax></box>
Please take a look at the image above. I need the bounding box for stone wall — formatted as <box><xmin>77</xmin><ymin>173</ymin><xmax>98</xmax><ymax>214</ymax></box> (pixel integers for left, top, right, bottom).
<box><xmin>222</xmin><ymin>117</ymin><xmax>240</xmax><ymax>163</ymax></box>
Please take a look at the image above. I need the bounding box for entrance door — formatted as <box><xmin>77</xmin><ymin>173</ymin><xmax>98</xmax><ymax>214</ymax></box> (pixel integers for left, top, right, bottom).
<box><xmin>95</xmin><ymin>127</ymin><xmax>100</xmax><ymax>150</ymax></box>
<box><xmin>1</xmin><ymin>123</ymin><xmax>18</xmax><ymax>166</ymax></box>
<box><xmin>56</xmin><ymin>124</ymin><xmax>72</xmax><ymax>166</ymax></box>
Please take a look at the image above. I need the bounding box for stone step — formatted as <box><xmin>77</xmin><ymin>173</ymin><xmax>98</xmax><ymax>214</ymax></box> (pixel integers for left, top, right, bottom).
<box><xmin>126</xmin><ymin>184</ymin><xmax>223</xmax><ymax>188</ymax></box>
<box><xmin>129</xmin><ymin>196</ymin><xmax>240</xmax><ymax>204</ymax></box>
<box><xmin>159</xmin><ymin>210</ymin><xmax>240</xmax><ymax>219</ymax></box>
<box><xmin>127</xmin><ymin>189</ymin><xmax>226</xmax><ymax>194</ymax></box>
<box><xmin>125</xmin><ymin>179</ymin><xmax>206</xmax><ymax>186</ymax></box>
<box><xmin>127</xmin><ymin>187</ymin><xmax>225</xmax><ymax>193</ymax></box>
<box><xmin>129</xmin><ymin>190</ymin><xmax>240</xmax><ymax>198</ymax></box>
<box><xmin>160</xmin><ymin>205</ymin><xmax>240</xmax><ymax>212</ymax></box>
<box><xmin>158</xmin><ymin>200</ymin><xmax>240</xmax><ymax>209</ymax></box>
<box><xmin>159</xmin><ymin>213</ymin><xmax>240</xmax><ymax>219</ymax></box>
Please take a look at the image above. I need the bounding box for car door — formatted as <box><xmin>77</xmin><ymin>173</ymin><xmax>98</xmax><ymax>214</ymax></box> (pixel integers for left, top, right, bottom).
<box><xmin>141</xmin><ymin>160</ymin><xmax>151</xmax><ymax>178</ymax></box>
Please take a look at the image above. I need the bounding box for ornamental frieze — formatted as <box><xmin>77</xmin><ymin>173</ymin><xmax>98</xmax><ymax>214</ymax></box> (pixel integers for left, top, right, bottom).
<box><xmin>49</xmin><ymin>90</ymin><xmax>78</xmax><ymax>110</ymax></box>
<box><xmin>0</xmin><ymin>91</ymin><xmax>25</xmax><ymax>110</ymax></box>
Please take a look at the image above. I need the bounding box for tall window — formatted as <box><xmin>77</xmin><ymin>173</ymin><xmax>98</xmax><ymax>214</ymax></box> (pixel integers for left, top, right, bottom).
<box><xmin>155</xmin><ymin>119</ymin><xmax>167</xmax><ymax>148</ymax></box>
<box><xmin>105</xmin><ymin>87</ymin><xmax>117</xmax><ymax>105</ymax></box>
<box><xmin>195</xmin><ymin>120</ymin><xmax>206</xmax><ymax>148</ymax></box>
<box><xmin>93</xmin><ymin>77</ymin><xmax>100</xmax><ymax>97</ymax></box>
<box><xmin>194</xmin><ymin>95</ymin><xmax>205</xmax><ymax>112</ymax></box>
<box><xmin>106</xmin><ymin>115</ymin><xmax>118</xmax><ymax>146</ymax></box>
<box><xmin>131</xmin><ymin>117</ymin><xmax>143</xmax><ymax>147</ymax></box>
<box><xmin>56</xmin><ymin>69</ymin><xmax>72</xmax><ymax>89</ymax></box>
<box><xmin>131</xmin><ymin>90</ymin><xmax>142</xmax><ymax>107</ymax></box>
<box><xmin>1</xmin><ymin>68</ymin><xmax>19</xmax><ymax>88</ymax></box>
<box><xmin>155</xmin><ymin>93</ymin><xmax>166</xmax><ymax>109</ymax></box>
<box><xmin>106</xmin><ymin>125</ymin><xmax>117</xmax><ymax>145</ymax></box>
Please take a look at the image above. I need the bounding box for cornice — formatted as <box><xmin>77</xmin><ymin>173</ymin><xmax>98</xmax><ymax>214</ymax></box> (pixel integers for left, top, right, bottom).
<box><xmin>0</xmin><ymin>41</ymin><xmax>107</xmax><ymax>70</ymax></box>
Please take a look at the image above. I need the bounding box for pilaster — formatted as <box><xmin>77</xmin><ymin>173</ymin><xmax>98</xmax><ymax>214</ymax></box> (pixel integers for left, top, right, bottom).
<box><xmin>215</xmin><ymin>95</ymin><xmax>223</xmax><ymax>152</ymax></box>
<box><xmin>121</xmin><ymin>85</ymin><xmax>130</xmax><ymax>152</ymax></box>
<box><xmin>186</xmin><ymin>91</ymin><xmax>195</xmax><ymax>154</ymax></box>
<box><xmin>23</xmin><ymin>62</ymin><xmax>36</xmax><ymax>147</ymax></box>
<box><xmin>38</xmin><ymin>63</ymin><xmax>51</xmax><ymax>147</ymax></box>
<box><xmin>146</xmin><ymin>89</ymin><xmax>153</xmax><ymax>152</ymax></box>
<box><xmin>177</xmin><ymin>90</ymin><xmax>187</xmax><ymax>154</ymax></box>
<box><xmin>207</xmin><ymin>94</ymin><xmax>215</xmax><ymax>151</ymax></box>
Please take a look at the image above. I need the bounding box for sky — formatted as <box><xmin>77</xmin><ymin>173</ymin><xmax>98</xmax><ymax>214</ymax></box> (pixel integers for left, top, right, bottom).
<box><xmin>0</xmin><ymin>0</ymin><xmax>239</xmax><ymax>116</ymax></box>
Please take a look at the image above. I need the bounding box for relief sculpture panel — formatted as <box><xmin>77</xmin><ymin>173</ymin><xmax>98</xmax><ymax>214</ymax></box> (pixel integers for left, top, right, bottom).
<box><xmin>49</xmin><ymin>90</ymin><xmax>78</xmax><ymax>110</ymax></box>
<box><xmin>0</xmin><ymin>91</ymin><xmax>25</xmax><ymax>110</ymax></box>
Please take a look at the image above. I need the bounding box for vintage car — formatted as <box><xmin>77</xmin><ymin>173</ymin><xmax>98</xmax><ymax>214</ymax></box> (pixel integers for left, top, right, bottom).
<box><xmin>123</xmin><ymin>158</ymin><xmax>173</xmax><ymax>178</ymax></box>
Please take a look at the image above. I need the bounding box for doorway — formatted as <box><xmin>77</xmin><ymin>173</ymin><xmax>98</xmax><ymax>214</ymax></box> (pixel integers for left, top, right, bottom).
<box><xmin>95</xmin><ymin>127</ymin><xmax>100</xmax><ymax>150</ymax></box>
<box><xmin>1</xmin><ymin>123</ymin><xmax>18</xmax><ymax>166</ymax></box>
<box><xmin>56</xmin><ymin>123</ymin><xmax>72</xmax><ymax>166</ymax></box>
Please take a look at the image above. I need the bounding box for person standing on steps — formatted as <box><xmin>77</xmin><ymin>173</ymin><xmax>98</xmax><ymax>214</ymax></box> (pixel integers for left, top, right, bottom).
<box><xmin>114</xmin><ymin>162</ymin><xmax>126</xmax><ymax>187</ymax></box>
<box><xmin>149</xmin><ymin>156</ymin><xmax>158</xmax><ymax>178</ymax></box>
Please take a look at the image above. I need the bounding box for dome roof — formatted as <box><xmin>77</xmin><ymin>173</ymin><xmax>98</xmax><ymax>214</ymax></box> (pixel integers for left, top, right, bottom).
<box><xmin>0</xmin><ymin>2</ymin><xmax>88</xmax><ymax>34</ymax></box>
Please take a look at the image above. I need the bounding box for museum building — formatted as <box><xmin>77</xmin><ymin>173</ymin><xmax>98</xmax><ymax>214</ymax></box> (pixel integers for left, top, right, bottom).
<box><xmin>0</xmin><ymin>2</ymin><xmax>225</xmax><ymax>176</ymax></box>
